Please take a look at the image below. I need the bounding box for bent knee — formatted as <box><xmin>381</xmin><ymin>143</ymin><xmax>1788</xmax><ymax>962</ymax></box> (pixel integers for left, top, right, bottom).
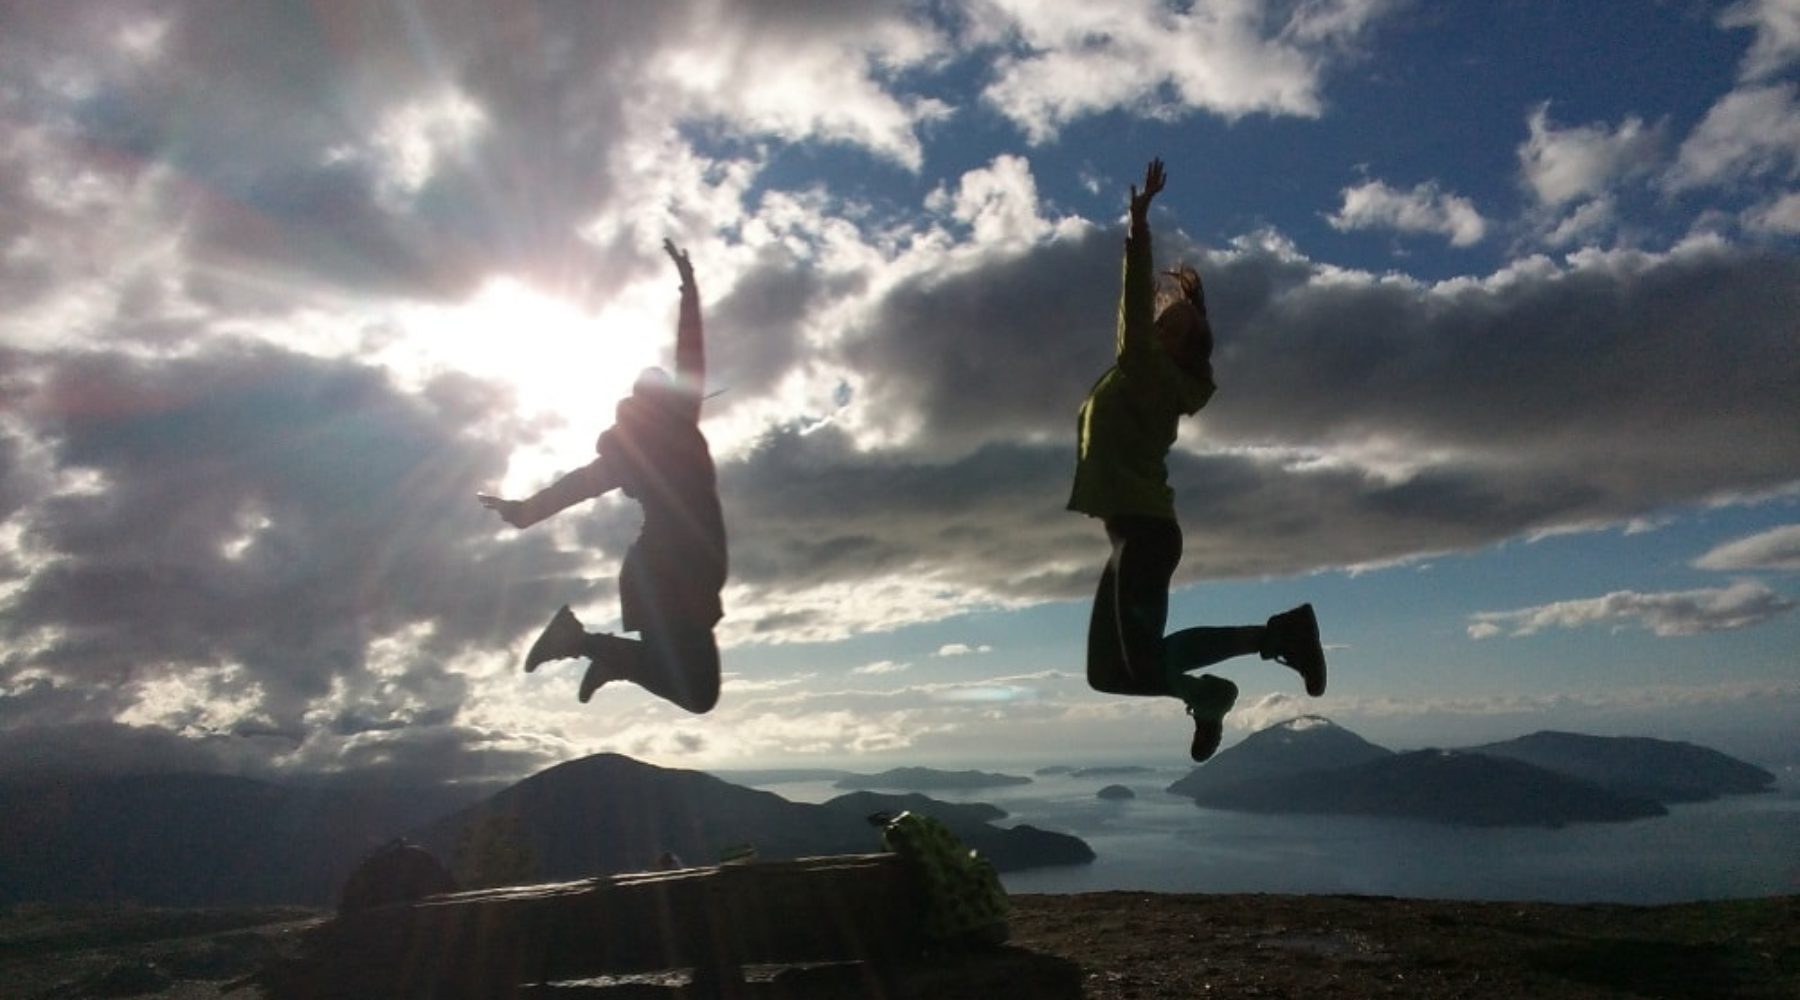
<box><xmin>1088</xmin><ymin>664</ymin><xmax>1167</xmax><ymax>698</ymax></box>
<box><xmin>671</xmin><ymin>634</ymin><xmax>720</xmax><ymax>714</ymax></box>
<box><xmin>683</xmin><ymin>687</ymin><xmax>719</xmax><ymax>715</ymax></box>
<box><xmin>670</xmin><ymin>669</ymin><xmax>719</xmax><ymax>714</ymax></box>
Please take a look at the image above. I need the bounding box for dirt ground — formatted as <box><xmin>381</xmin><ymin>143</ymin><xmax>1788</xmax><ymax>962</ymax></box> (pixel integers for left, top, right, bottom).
<box><xmin>4</xmin><ymin>892</ymin><xmax>1795</xmax><ymax>999</ymax></box>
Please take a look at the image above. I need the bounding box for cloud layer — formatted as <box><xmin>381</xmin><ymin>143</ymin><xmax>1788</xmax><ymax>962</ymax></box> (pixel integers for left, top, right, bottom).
<box><xmin>1</xmin><ymin>1</ymin><xmax>1796</xmax><ymax>779</ymax></box>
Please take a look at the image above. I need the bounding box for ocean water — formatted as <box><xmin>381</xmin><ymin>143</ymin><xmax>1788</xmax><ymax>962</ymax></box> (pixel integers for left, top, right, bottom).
<box><xmin>751</xmin><ymin>769</ymin><xmax>1800</xmax><ymax>904</ymax></box>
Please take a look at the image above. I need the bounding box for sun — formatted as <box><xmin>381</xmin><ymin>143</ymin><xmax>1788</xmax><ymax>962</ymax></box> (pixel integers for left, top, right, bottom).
<box><xmin>393</xmin><ymin>274</ymin><xmax>666</xmax><ymax>490</ymax></box>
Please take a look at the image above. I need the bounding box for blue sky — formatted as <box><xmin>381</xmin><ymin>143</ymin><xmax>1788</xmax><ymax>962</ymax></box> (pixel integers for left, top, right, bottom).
<box><xmin>0</xmin><ymin>0</ymin><xmax>1796</xmax><ymax>785</ymax></box>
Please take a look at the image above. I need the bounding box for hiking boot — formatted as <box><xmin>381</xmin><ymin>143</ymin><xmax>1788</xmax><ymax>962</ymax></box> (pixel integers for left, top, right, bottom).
<box><xmin>1181</xmin><ymin>674</ymin><xmax>1238</xmax><ymax>763</ymax></box>
<box><xmin>576</xmin><ymin>633</ymin><xmax>633</xmax><ymax>701</ymax></box>
<box><xmin>1262</xmin><ymin>603</ymin><xmax>1326</xmax><ymax>696</ymax></box>
<box><xmin>524</xmin><ymin>605</ymin><xmax>586</xmax><ymax>673</ymax></box>
<box><xmin>577</xmin><ymin>658</ymin><xmax>612</xmax><ymax>704</ymax></box>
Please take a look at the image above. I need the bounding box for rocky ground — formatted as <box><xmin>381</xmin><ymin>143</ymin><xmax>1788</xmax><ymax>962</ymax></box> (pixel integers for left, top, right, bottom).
<box><xmin>4</xmin><ymin>892</ymin><xmax>1795</xmax><ymax>999</ymax></box>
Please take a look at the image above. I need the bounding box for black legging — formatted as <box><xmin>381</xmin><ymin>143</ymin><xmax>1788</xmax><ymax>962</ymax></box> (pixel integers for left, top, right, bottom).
<box><xmin>581</xmin><ymin>629</ymin><xmax>720</xmax><ymax>714</ymax></box>
<box><xmin>1087</xmin><ymin>514</ymin><xmax>1262</xmax><ymax>700</ymax></box>
<box><xmin>1087</xmin><ymin>514</ymin><xmax>1182</xmax><ymax>696</ymax></box>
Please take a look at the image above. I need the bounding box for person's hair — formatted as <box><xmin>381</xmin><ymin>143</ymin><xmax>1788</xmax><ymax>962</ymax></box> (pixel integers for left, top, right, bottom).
<box><xmin>1155</xmin><ymin>262</ymin><xmax>1203</xmax><ymax>317</ymax></box>
<box><xmin>1153</xmin><ymin>264</ymin><xmax>1212</xmax><ymax>379</ymax></box>
<box><xmin>632</xmin><ymin>367</ymin><xmax>673</xmax><ymax>396</ymax></box>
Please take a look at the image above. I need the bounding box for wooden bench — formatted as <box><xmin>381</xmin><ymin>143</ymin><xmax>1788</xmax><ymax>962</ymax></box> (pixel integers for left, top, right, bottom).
<box><xmin>266</xmin><ymin>852</ymin><xmax>957</xmax><ymax>998</ymax></box>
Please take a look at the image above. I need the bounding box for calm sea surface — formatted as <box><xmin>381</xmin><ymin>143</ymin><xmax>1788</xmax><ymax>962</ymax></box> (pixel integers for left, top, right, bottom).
<box><xmin>751</xmin><ymin>769</ymin><xmax>1800</xmax><ymax>904</ymax></box>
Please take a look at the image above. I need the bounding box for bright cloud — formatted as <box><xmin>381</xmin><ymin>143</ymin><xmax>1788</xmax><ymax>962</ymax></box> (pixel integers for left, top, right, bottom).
<box><xmin>0</xmin><ymin>2</ymin><xmax>1796</xmax><ymax>783</ymax></box>
<box><xmin>926</xmin><ymin>153</ymin><xmax>1058</xmax><ymax>246</ymax></box>
<box><xmin>1745</xmin><ymin>190</ymin><xmax>1800</xmax><ymax>232</ymax></box>
<box><xmin>1232</xmin><ymin>692</ymin><xmax>1311</xmax><ymax>733</ymax></box>
<box><xmin>1540</xmin><ymin>197</ymin><xmax>1619</xmax><ymax>247</ymax></box>
<box><xmin>974</xmin><ymin>0</ymin><xmax>1398</xmax><ymax>142</ymax></box>
<box><xmin>363</xmin><ymin>88</ymin><xmax>490</xmax><ymax>208</ymax></box>
<box><xmin>1468</xmin><ymin>581</ymin><xmax>1797</xmax><ymax>639</ymax></box>
<box><xmin>656</xmin><ymin>5</ymin><xmax>952</xmax><ymax>170</ymax></box>
<box><xmin>935</xmin><ymin>643</ymin><xmax>993</xmax><ymax>657</ymax></box>
<box><xmin>852</xmin><ymin>660</ymin><xmax>913</xmax><ymax>675</ymax></box>
<box><xmin>1721</xmin><ymin>0</ymin><xmax>1800</xmax><ymax>81</ymax></box>
<box><xmin>1518</xmin><ymin>103</ymin><xmax>1664</xmax><ymax>207</ymax></box>
<box><xmin>1668</xmin><ymin>83</ymin><xmax>1800</xmax><ymax>191</ymax></box>
<box><xmin>1328</xmin><ymin>179</ymin><xmax>1487</xmax><ymax>245</ymax></box>
<box><xmin>1694</xmin><ymin>524</ymin><xmax>1800</xmax><ymax>571</ymax></box>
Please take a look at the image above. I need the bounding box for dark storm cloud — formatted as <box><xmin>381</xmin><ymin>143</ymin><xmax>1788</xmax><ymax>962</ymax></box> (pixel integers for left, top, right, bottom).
<box><xmin>305</xmin><ymin>720</ymin><xmax>557</xmax><ymax>787</ymax></box>
<box><xmin>0</xmin><ymin>342</ymin><xmax>583</xmax><ymax>751</ymax></box>
<box><xmin>1</xmin><ymin>1</ymin><xmax>947</xmax><ymax>312</ymax></box>
<box><xmin>0</xmin><ymin>716</ymin><xmax>552</xmax><ymax>787</ymax></box>
<box><xmin>715</xmin><ymin>417</ymin><xmax>1672</xmax><ymax>614</ymax></box>
<box><xmin>0</xmin><ymin>0</ymin><xmax>959</xmax><ymax>779</ymax></box>
<box><xmin>0</xmin><ymin>423</ymin><xmax>39</xmax><ymax>524</ymax></box>
<box><xmin>726</xmin><ymin>233</ymin><xmax>1800</xmax><ymax>598</ymax></box>
<box><xmin>1</xmin><ymin>2</ymin><xmax>478</xmax><ymax>300</ymax></box>
<box><xmin>0</xmin><ymin>721</ymin><xmax>235</xmax><ymax>777</ymax></box>
<box><xmin>704</xmin><ymin>246</ymin><xmax>854</xmax><ymax>406</ymax></box>
<box><xmin>842</xmin><ymin>226</ymin><xmax>1121</xmax><ymax>452</ymax></box>
<box><xmin>182</xmin><ymin>157</ymin><xmax>486</xmax><ymax>301</ymax></box>
<box><xmin>1201</xmin><ymin>242</ymin><xmax>1800</xmax><ymax>468</ymax></box>
<box><xmin>721</xmin><ymin>424</ymin><xmax>1086</xmax><ymax>599</ymax></box>
<box><xmin>848</xmin><ymin>227</ymin><xmax>1800</xmax><ymax>477</ymax></box>
<box><xmin>0</xmin><ymin>1</ymin><xmax>685</xmax><ymax>303</ymax></box>
<box><xmin>0</xmin><ymin>0</ymin><xmax>1794</xmax><ymax>780</ymax></box>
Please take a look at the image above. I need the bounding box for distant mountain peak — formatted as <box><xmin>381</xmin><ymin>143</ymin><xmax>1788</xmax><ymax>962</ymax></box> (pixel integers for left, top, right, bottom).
<box><xmin>1469</xmin><ymin>731</ymin><xmax>1775</xmax><ymax>803</ymax></box>
<box><xmin>1168</xmin><ymin>716</ymin><xmax>1391</xmax><ymax>800</ymax></box>
<box><xmin>1238</xmin><ymin>715</ymin><xmax>1385</xmax><ymax>756</ymax></box>
<box><xmin>1270</xmin><ymin>715</ymin><xmax>1337</xmax><ymax>732</ymax></box>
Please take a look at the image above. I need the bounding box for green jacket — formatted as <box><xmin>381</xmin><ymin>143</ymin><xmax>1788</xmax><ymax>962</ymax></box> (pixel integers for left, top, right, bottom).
<box><xmin>1067</xmin><ymin>227</ymin><xmax>1216</xmax><ymax>520</ymax></box>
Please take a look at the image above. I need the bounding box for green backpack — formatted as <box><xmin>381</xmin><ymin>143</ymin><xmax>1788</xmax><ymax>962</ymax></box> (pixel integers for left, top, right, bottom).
<box><xmin>879</xmin><ymin>811</ymin><xmax>1010</xmax><ymax>947</ymax></box>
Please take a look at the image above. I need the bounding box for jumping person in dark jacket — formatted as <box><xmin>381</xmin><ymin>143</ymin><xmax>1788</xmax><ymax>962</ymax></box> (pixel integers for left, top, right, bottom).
<box><xmin>479</xmin><ymin>240</ymin><xmax>726</xmax><ymax>713</ymax></box>
<box><xmin>1069</xmin><ymin>160</ymin><xmax>1326</xmax><ymax>761</ymax></box>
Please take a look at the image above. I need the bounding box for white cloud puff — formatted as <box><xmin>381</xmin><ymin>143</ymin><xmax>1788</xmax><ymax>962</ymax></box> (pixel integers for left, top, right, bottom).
<box><xmin>1328</xmin><ymin>179</ymin><xmax>1487</xmax><ymax>246</ymax></box>
<box><xmin>852</xmin><ymin>660</ymin><xmax>913</xmax><ymax>675</ymax></box>
<box><xmin>1518</xmin><ymin>103</ymin><xmax>1664</xmax><ymax>207</ymax></box>
<box><xmin>927</xmin><ymin>154</ymin><xmax>1056</xmax><ymax>246</ymax></box>
<box><xmin>1668</xmin><ymin>83</ymin><xmax>1800</xmax><ymax>192</ymax></box>
<box><xmin>1468</xmin><ymin>581</ymin><xmax>1797</xmax><ymax>638</ymax></box>
<box><xmin>1694</xmin><ymin>524</ymin><xmax>1800</xmax><ymax>571</ymax></box>
<box><xmin>973</xmin><ymin>0</ymin><xmax>1398</xmax><ymax>142</ymax></box>
<box><xmin>1744</xmin><ymin>190</ymin><xmax>1800</xmax><ymax>232</ymax></box>
<box><xmin>1720</xmin><ymin>0</ymin><xmax>1800</xmax><ymax>82</ymax></box>
<box><xmin>935</xmin><ymin>643</ymin><xmax>993</xmax><ymax>657</ymax></box>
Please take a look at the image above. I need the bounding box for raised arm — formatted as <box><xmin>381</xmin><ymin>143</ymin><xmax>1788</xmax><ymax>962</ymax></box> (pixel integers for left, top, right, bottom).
<box><xmin>477</xmin><ymin>458</ymin><xmax>622</xmax><ymax>529</ymax></box>
<box><xmin>1116</xmin><ymin>159</ymin><xmax>1164</xmax><ymax>366</ymax></box>
<box><xmin>664</xmin><ymin>239</ymin><xmax>703</xmax><ymax>397</ymax></box>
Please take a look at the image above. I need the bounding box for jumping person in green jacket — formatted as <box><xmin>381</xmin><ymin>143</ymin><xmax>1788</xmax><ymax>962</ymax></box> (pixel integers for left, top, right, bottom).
<box><xmin>479</xmin><ymin>239</ymin><xmax>726</xmax><ymax>714</ymax></box>
<box><xmin>1069</xmin><ymin>159</ymin><xmax>1326</xmax><ymax>762</ymax></box>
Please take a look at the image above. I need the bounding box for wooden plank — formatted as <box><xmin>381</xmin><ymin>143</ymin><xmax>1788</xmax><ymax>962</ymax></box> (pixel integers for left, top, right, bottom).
<box><xmin>273</xmin><ymin>854</ymin><xmax>929</xmax><ymax>998</ymax></box>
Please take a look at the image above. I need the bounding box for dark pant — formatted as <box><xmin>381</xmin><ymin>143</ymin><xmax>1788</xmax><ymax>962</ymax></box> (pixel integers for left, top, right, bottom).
<box><xmin>1087</xmin><ymin>515</ymin><xmax>1182</xmax><ymax>696</ymax></box>
<box><xmin>605</xmin><ymin>533</ymin><xmax>723</xmax><ymax>714</ymax></box>
<box><xmin>1087</xmin><ymin>516</ymin><xmax>1263</xmax><ymax>700</ymax></box>
<box><xmin>582</xmin><ymin>628</ymin><xmax>720</xmax><ymax>715</ymax></box>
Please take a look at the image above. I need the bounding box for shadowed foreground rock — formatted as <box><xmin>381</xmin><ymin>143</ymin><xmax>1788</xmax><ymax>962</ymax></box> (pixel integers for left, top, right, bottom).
<box><xmin>1015</xmin><ymin>892</ymin><xmax>1798</xmax><ymax>1000</ymax></box>
<box><xmin>258</xmin><ymin>853</ymin><xmax>1013</xmax><ymax>999</ymax></box>
<box><xmin>3</xmin><ymin>892</ymin><xmax>1794</xmax><ymax>998</ymax></box>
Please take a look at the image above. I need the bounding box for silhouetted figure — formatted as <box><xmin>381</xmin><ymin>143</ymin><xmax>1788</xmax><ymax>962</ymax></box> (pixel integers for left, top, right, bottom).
<box><xmin>480</xmin><ymin>240</ymin><xmax>726</xmax><ymax>713</ymax></box>
<box><xmin>1069</xmin><ymin>159</ymin><xmax>1326</xmax><ymax>762</ymax></box>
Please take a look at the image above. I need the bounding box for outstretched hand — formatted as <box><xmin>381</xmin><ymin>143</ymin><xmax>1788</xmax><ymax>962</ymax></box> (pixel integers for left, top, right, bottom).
<box><xmin>1130</xmin><ymin>158</ymin><xmax>1166</xmax><ymax>225</ymax></box>
<box><xmin>663</xmin><ymin>238</ymin><xmax>695</xmax><ymax>288</ymax></box>
<box><xmin>477</xmin><ymin>493</ymin><xmax>527</xmax><ymax>529</ymax></box>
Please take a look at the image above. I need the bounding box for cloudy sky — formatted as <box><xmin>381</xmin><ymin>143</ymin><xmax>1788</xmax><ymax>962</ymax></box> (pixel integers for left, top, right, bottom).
<box><xmin>2</xmin><ymin>0</ymin><xmax>1797</xmax><ymax>786</ymax></box>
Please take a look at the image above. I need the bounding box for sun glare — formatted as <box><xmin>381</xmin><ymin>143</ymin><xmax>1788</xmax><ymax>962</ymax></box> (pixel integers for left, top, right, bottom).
<box><xmin>394</xmin><ymin>276</ymin><xmax>666</xmax><ymax>489</ymax></box>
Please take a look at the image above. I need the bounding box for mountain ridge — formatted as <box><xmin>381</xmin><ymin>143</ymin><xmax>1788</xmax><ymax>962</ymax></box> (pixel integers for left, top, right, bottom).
<box><xmin>1166</xmin><ymin>717</ymin><xmax>1773</xmax><ymax>827</ymax></box>
<box><xmin>0</xmin><ymin>754</ymin><xmax>1092</xmax><ymax>907</ymax></box>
